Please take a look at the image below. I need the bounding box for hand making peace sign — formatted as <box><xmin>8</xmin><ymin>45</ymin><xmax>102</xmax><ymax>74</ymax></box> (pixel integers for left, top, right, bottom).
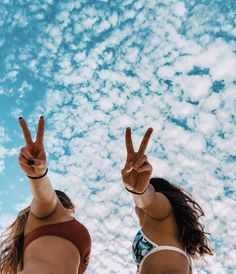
<box><xmin>18</xmin><ymin>116</ymin><xmax>47</xmax><ymax>178</ymax></box>
<box><xmin>121</xmin><ymin>127</ymin><xmax>154</xmax><ymax>193</ymax></box>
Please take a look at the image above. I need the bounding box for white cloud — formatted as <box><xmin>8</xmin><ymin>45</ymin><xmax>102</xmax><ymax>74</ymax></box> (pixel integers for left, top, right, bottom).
<box><xmin>173</xmin><ymin>2</ymin><xmax>187</xmax><ymax>17</ymax></box>
<box><xmin>56</xmin><ymin>11</ymin><xmax>70</xmax><ymax>23</ymax></box>
<box><xmin>96</xmin><ymin>20</ymin><xmax>111</xmax><ymax>34</ymax></box>
<box><xmin>196</xmin><ymin>113</ymin><xmax>219</xmax><ymax>135</ymax></box>
<box><xmin>0</xmin><ymin>125</ymin><xmax>17</xmax><ymax>173</ymax></box>
<box><xmin>18</xmin><ymin>81</ymin><xmax>33</xmax><ymax>98</ymax></box>
<box><xmin>109</xmin><ymin>12</ymin><xmax>118</xmax><ymax>26</ymax></box>
<box><xmin>6</xmin><ymin>70</ymin><xmax>18</xmax><ymax>80</ymax></box>
<box><xmin>202</xmin><ymin>93</ymin><xmax>221</xmax><ymax>111</ymax></box>
<box><xmin>175</xmin><ymin>75</ymin><xmax>212</xmax><ymax>101</ymax></box>
<box><xmin>197</xmin><ymin>39</ymin><xmax>236</xmax><ymax>81</ymax></box>
<box><xmin>0</xmin><ymin>214</ymin><xmax>16</xmax><ymax>236</ymax></box>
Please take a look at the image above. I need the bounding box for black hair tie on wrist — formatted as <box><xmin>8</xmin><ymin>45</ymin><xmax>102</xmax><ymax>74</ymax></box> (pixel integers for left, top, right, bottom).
<box><xmin>125</xmin><ymin>187</ymin><xmax>146</xmax><ymax>195</ymax></box>
<box><xmin>27</xmin><ymin>168</ymin><xmax>48</xmax><ymax>179</ymax></box>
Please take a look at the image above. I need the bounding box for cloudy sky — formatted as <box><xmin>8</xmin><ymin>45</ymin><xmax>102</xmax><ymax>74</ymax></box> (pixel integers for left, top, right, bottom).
<box><xmin>0</xmin><ymin>0</ymin><xmax>236</xmax><ymax>273</ymax></box>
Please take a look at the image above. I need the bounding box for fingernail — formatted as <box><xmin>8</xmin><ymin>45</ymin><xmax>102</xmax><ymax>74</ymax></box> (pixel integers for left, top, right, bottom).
<box><xmin>19</xmin><ymin>117</ymin><xmax>23</xmax><ymax>120</ymax></box>
<box><xmin>27</xmin><ymin>160</ymin><xmax>34</xmax><ymax>165</ymax></box>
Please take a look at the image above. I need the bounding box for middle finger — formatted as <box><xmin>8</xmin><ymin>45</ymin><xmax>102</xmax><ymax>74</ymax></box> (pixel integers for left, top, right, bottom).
<box><xmin>36</xmin><ymin>116</ymin><xmax>44</xmax><ymax>144</ymax></box>
<box><xmin>137</xmin><ymin>127</ymin><xmax>153</xmax><ymax>155</ymax></box>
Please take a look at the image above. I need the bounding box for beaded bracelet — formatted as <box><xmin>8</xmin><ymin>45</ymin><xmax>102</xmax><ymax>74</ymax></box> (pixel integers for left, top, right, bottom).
<box><xmin>27</xmin><ymin>168</ymin><xmax>48</xmax><ymax>179</ymax></box>
<box><xmin>125</xmin><ymin>187</ymin><xmax>146</xmax><ymax>195</ymax></box>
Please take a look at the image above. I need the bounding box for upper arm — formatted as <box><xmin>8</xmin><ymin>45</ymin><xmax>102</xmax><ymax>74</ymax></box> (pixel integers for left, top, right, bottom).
<box><xmin>30</xmin><ymin>194</ymin><xmax>59</xmax><ymax>219</ymax></box>
<box><xmin>142</xmin><ymin>192</ymin><xmax>173</xmax><ymax>220</ymax></box>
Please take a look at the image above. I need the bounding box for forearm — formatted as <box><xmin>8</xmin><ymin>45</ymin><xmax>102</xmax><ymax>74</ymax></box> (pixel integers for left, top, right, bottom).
<box><xmin>29</xmin><ymin>175</ymin><xmax>56</xmax><ymax>204</ymax></box>
<box><xmin>132</xmin><ymin>183</ymin><xmax>156</xmax><ymax>209</ymax></box>
<box><xmin>28</xmin><ymin>173</ymin><xmax>59</xmax><ymax>219</ymax></box>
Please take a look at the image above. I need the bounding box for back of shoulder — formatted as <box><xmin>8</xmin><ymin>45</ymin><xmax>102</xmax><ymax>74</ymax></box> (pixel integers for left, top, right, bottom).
<box><xmin>143</xmin><ymin>192</ymin><xmax>173</xmax><ymax>220</ymax></box>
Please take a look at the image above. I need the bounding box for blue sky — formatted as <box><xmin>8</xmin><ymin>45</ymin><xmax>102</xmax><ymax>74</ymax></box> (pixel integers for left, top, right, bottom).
<box><xmin>0</xmin><ymin>0</ymin><xmax>236</xmax><ymax>273</ymax></box>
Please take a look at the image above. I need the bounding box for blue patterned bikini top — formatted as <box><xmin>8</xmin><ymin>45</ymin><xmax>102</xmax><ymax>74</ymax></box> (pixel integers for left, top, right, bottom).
<box><xmin>132</xmin><ymin>230</ymin><xmax>192</xmax><ymax>273</ymax></box>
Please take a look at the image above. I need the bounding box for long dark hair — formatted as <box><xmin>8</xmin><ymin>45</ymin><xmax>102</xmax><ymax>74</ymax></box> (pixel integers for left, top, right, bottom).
<box><xmin>0</xmin><ymin>190</ymin><xmax>74</xmax><ymax>274</ymax></box>
<box><xmin>149</xmin><ymin>177</ymin><xmax>214</xmax><ymax>261</ymax></box>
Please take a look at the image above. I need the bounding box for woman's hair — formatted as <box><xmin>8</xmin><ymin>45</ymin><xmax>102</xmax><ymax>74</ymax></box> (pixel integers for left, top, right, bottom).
<box><xmin>0</xmin><ymin>190</ymin><xmax>74</xmax><ymax>274</ymax></box>
<box><xmin>149</xmin><ymin>177</ymin><xmax>214</xmax><ymax>262</ymax></box>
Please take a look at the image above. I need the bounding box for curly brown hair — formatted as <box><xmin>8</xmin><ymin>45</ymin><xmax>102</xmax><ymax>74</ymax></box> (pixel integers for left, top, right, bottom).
<box><xmin>0</xmin><ymin>190</ymin><xmax>74</xmax><ymax>274</ymax></box>
<box><xmin>149</xmin><ymin>177</ymin><xmax>214</xmax><ymax>263</ymax></box>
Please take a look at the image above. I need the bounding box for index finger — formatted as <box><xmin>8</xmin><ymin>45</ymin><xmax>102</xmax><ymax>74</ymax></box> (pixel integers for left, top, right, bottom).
<box><xmin>36</xmin><ymin>116</ymin><xmax>44</xmax><ymax>144</ymax></box>
<box><xmin>125</xmin><ymin>127</ymin><xmax>135</xmax><ymax>155</ymax></box>
<box><xmin>137</xmin><ymin>127</ymin><xmax>153</xmax><ymax>155</ymax></box>
<box><xmin>18</xmin><ymin>118</ymin><xmax>34</xmax><ymax>147</ymax></box>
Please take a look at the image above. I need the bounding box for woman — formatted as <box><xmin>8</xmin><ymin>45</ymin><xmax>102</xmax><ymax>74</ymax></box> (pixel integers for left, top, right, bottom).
<box><xmin>121</xmin><ymin>127</ymin><xmax>214</xmax><ymax>274</ymax></box>
<box><xmin>0</xmin><ymin>116</ymin><xmax>91</xmax><ymax>274</ymax></box>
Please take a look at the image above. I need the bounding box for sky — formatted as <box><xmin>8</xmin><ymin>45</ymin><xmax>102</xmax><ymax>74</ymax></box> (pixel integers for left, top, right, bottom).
<box><xmin>0</xmin><ymin>0</ymin><xmax>236</xmax><ymax>273</ymax></box>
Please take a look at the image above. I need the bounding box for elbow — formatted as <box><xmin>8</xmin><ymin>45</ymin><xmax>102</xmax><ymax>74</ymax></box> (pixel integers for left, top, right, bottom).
<box><xmin>30</xmin><ymin>197</ymin><xmax>58</xmax><ymax>219</ymax></box>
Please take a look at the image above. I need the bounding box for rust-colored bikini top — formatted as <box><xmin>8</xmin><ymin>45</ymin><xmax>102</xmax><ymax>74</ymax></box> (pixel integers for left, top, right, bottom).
<box><xmin>23</xmin><ymin>218</ymin><xmax>91</xmax><ymax>274</ymax></box>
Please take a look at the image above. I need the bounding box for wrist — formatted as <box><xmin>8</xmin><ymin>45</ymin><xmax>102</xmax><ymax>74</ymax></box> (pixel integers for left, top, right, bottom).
<box><xmin>125</xmin><ymin>186</ymin><xmax>147</xmax><ymax>195</ymax></box>
<box><xmin>27</xmin><ymin>168</ymin><xmax>48</xmax><ymax>180</ymax></box>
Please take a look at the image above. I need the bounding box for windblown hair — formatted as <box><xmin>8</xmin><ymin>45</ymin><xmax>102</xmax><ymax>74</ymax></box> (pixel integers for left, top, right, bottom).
<box><xmin>0</xmin><ymin>190</ymin><xmax>74</xmax><ymax>274</ymax></box>
<box><xmin>149</xmin><ymin>177</ymin><xmax>214</xmax><ymax>262</ymax></box>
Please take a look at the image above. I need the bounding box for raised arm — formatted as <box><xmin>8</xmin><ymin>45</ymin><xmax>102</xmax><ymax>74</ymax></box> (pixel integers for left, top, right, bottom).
<box><xmin>18</xmin><ymin>116</ymin><xmax>58</xmax><ymax>218</ymax></box>
<box><xmin>121</xmin><ymin>127</ymin><xmax>172</xmax><ymax>220</ymax></box>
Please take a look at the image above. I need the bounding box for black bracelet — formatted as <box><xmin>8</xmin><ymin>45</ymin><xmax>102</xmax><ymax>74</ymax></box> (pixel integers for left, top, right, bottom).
<box><xmin>125</xmin><ymin>187</ymin><xmax>147</xmax><ymax>195</ymax></box>
<box><xmin>27</xmin><ymin>168</ymin><xmax>48</xmax><ymax>179</ymax></box>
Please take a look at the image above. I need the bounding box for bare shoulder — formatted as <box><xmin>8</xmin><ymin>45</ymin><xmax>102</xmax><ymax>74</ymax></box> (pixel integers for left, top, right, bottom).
<box><xmin>24</xmin><ymin>198</ymin><xmax>72</xmax><ymax>236</ymax></box>
<box><xmin>143</xmin><ymin>191</ymin><xmax>173</xmax><ymax>220</ymax></box>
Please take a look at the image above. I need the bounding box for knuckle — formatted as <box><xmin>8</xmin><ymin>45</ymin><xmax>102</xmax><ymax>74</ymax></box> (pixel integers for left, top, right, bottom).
<box><xmin>142</xmin><ymin>154</ymin><xmax>147</xmax><ymax>160</ymax></box>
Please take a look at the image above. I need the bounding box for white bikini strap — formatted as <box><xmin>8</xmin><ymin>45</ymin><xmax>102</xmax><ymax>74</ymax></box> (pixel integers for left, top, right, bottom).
<box><xmin>157</xmin><ymin>246</ymin><xmax>192</xmax><ymax>265</ymax></box>
<box><xmin>139</xmin><ymin>230</ymin><xmax>192</xmax><ymax>269</ymax></box>
<box><xmin>139</xmin><ymin>246</ymin><xmax>192</xmax><ymax>272</ymax></box>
